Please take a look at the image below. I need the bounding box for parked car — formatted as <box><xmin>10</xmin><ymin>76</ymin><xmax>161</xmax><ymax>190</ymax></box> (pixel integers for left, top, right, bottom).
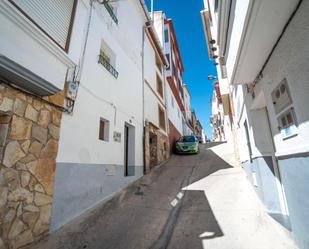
<box><xmin>197</xmin><ymin>136</ymin><xmax>203</xmax><ymax>143</ymax></box>
<box><xmin>175</xmin><ymin>135</ymin><xmax>199</xmax><ymax>154</ymax></box>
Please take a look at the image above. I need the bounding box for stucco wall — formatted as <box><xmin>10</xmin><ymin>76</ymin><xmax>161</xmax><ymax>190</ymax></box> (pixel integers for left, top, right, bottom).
<box><xmin>54</xmin><ymin>0</ymin><xmax>146</xmax><ymax>231</ymax></box>
<box><xmin>278</xmin><ymin>156</ymin><xmax>309</xmax><ymax>249</ymax></box>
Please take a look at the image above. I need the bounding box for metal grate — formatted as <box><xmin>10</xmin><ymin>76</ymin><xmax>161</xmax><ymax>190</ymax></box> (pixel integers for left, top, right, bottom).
<box><xmin>98</xmin><ymin>54</ymin><xmax>119</xmax><ymax>79</ymax></box>
<box><xmin>101</xmin><ymin>0</ymin><xmax>118</xmax><ymax>24</ymax></box>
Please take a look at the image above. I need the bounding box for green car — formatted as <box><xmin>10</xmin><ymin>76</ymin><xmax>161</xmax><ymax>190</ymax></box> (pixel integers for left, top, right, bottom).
<box><xmin>175</xmin><ymin>135</ymin><xmax>199</xmax><ymax>154</ymax></box>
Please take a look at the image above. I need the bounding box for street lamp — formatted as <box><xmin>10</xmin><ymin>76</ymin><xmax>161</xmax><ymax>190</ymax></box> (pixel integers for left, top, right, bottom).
<box><xmin>207</xmin><ymin>75</ymin><xmax>217</xmax><ymax>81</ymax></box>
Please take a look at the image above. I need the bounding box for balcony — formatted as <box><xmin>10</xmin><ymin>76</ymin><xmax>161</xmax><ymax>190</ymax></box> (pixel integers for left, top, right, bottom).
<box><xmin>98</xmin><ymin>54</ymin><xmax>119</xmax><ymax>79</ymax></box>
<box><xmin>102</xmin><ymin>1</ymin><xmax>118</xmax><ymax>24</ymax></box>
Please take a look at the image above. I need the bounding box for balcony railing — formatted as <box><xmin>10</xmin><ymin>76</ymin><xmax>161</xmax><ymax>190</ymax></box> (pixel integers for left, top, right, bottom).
<box><xmin>98</xmin><ymin>54</ymin><xmax>119</xmax><ymax>79</ymax></box>
<box><xmin>101</xmin><ymin>0</ymin><xmax>118</xmax><ymax>24</ymax></box>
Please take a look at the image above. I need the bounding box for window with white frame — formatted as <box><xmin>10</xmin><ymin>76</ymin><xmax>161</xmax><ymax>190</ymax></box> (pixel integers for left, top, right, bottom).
<box><xmin>99</xmin><ymin>40</ymin><xmax>118</xmax><ymax>78</ymax></box>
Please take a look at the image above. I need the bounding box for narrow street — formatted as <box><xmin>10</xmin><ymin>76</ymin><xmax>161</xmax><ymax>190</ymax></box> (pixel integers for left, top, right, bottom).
<box><xmin>28</xmin><ymin>142</ymin><xmax>295</xmax><ymax>249</ymax></box>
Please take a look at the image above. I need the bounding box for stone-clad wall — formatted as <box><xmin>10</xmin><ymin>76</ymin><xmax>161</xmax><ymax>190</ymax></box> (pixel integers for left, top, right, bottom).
<box><xmin>0</xmin><ymin>83</ymin><xmax>63</xmax><ymax>249</ymax></box>
<box><xmin>145</xmin><ymin>122</ymin><xmax>169</xmax><ymax>173</ymax></box>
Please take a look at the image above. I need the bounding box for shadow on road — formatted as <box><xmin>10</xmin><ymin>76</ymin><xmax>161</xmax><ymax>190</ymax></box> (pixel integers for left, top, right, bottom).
<box><xmin>166</xmin><ymin>146</ymin><xmax>233</xmax><ymax>249</ymax></box>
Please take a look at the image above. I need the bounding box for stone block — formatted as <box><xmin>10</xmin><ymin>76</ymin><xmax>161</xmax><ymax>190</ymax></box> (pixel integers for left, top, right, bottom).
<box><xmin>23</xmin><ymin>205</ymin><xmax>39</xmax><ymax>213</ymax></box>
<box><xmin>11</xmin><ymin>229</ymin><xmax>34</xmax><ymax>249</ymax></box>
<box><xmin>32</xmin><ymin>125</ymin><xmax>47</xmax><ymax>144</ymax></box>
<box><xmin>21</xmin><ymin>140</ymin><xmax>30</xmax><ymax>153</ymax></box>
<box><xmin>13</xmin><ymin>99</ymin><xmax>27</xmax><ymax>117</ymax></box>
<box><xmin>0</xmin><ymin>115</ymin><xmax>11</xmax><ymax>124</ymax></box>
<box><xmin>33</xmin><ymin>204</ymin><xmax>51</xmax><ymax>236</ymax></box>
<box><xmin>52</xmin><ymin>109</ymin><xmax>62</xmax><ymax>126</ymax></box>
<box><xmin>29</xmin><ymin>141</ymin><xmax>43</xmax><ymax>158</ymax></box>
<box><xmin>20</xmin><ymin>171</ymin><xmax>31</xmax><ymax>188</ymax></box>
<box><xmin>0</xmin><ymin>187</ymin><xmax>8</xmax><ymax>208</ymax></box>
<box><xmin>28</xmin><ymin>159</ymin><xmax>55</xmax><ymax>195</ymax></box>
<box><xmin>48</xmin><ymin>124</ymin><xmax>60</xmax><ymax>139</ymax></box>
<box><xmin>7</xmin><ymin>188</ymin><xmax>33</xmax><ymax>204</ymax></box>
<box><xmin>9</xmin><ymin>115</ymin><xmax>32</xmax><ymax>140</ymax></box>
<box><xmin>23</xmin><ymin>212</ymin><xmax>39</xmax><ymax>229</ymax></box>
<box><xmin>0</xmin><ymin>98</ymin><xmax>13</xmax><ymax>112</ymax></box>
<box><xmin>25</xmin><ymin>105</ymin><xmax>38</xmax><ymax>122</ymax></box>
<box><xmin>19</xmin><ymin>154</ymin><xmax>36</xmax><ymax>164</ymax></box>
<box><xmin>34</xmin><ymin>192</ymin><xmax>51</xmax><ymax>206</ymax></box>
<box><xmin>33</xmin><ymin>99</ymin><xmax>44</xmax><ymax>111</ymax></box>
<box><xmin>0</xmin><ymin>123</ymin><xmax>9</xmax><ymax>147</ymax></box>
<box><xmin>8</xmin><ymin>218</ymin><xmax>26</xmax><ymax>240</ymax></box>
<box><xmin>40</xmin><ymin>139</ymin><xmax>58</xmax><ymax>159</ymax></box>
<box><xmin>38</xmin><ymin>110</ymin><xmax>50</xmax><ymax>128</ymax></box>
<box><xmin>2</xmin><ymin>141</ymin><xmax>25</xmax><ymax>167</ymax></box>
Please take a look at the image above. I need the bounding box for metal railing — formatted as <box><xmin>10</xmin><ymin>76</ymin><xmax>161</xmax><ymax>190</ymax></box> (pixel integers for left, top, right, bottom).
<box><xmin>101</xmin><ymin>0</ymin><xmax>118</xmax><ymax>24</ymax></box>
<box><xmin>98</xmin><ymin>54</ymin><xmax>119</xmax><ymax>79</ymax></box>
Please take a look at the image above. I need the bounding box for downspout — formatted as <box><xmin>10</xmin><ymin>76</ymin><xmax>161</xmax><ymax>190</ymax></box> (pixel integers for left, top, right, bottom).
<box><xmin>142</xmin><ymin>25</ymin><xmax>146</xmax><ymax>175</ymax></box>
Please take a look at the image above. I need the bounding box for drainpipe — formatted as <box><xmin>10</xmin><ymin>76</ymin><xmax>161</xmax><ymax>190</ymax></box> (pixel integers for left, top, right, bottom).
<box><xmin>142</xmin><ymin>25</ymin><xmax>146</xmax><ymax>175</ymax></box>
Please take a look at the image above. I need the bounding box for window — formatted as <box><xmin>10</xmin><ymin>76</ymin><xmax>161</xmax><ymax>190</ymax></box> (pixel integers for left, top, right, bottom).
<box><xmin>171</xmin><ymin>95</ymin><xmax>174</xmax><ymax>108</ymax></box>
<box><xmin>178</xmin><ymin>108</ymin><xmax>180</xmax><ymax>118</ymax></box>
<box><xmin>99</xmin><ymin>118</ymin><xmax>110</xmax><ymax>141</ymax></box>
<box><xmin>99</xmin><ymin>40</ymin><xmax>118</xmax><ymax>78</ymax></box>
<box><xmin>9</xmin><ymin>0</ymin><xmax>76</xmax><ymax>51</ymax></box>
<box><xmin>158</xmin><ymin>106</ymin><xmax>166</xmax><ymax>130</ymax></box>
<box><xmin>278</xmin><ymin>107</ymin><xmax>298</xmax><ymax>139</ymax></box>
<box><xmin>173</xmin><ymin>62</ymin><xmax>177</xmax><ymax>78</ymax></box>
<box><xmin>156</xmin><ymin>55</ymin><xmax>162</xmax><ymax>72</ymax></box>
<box><xmin>157</xmin><ymin>74</ymin><xmax>163</xmax><ymax>98</ymax></box>
<box><xmin>165</xmin><ymin>54</ymin><xmax>170</xmax><ymax>70</ymax></box>
<box><xmin>164</xmin><ymin>29</ymin><xmax>169</xmax><ymax>43</ymax></box>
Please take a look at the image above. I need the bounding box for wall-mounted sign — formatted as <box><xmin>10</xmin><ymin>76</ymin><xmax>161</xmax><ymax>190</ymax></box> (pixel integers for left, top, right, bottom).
<box><xmin>113</xmin><ymin>131</ymin><xmax>121</xmax><ymax>142</ymax></box>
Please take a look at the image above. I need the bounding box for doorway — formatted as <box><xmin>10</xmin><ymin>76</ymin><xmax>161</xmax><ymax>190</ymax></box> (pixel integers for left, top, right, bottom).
<box><xmin>149</xmin><ymin>132</ymin><xmax>158</xmax><ymax>168</ymax></box>
<box><xmin>124</xmin><ymin>123</ymin><xmax>135</xmax><ymax>176</ymax></box>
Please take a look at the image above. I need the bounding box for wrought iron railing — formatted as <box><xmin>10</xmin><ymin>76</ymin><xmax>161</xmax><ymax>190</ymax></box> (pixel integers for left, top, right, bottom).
<box><xmin>101</xmin><ymin>0</ymin><xmax>118</xmax><ymax>24</ymax></box>
<box><xmin>98</xmin><ymin>54</ymin><xmax>119</xmax><ymax>79</ymax></box>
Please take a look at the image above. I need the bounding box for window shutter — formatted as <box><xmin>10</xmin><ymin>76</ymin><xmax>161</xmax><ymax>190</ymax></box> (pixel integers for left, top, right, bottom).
<box><xmin>11</xmin><ymin>0</ymin><xmax>75</xmax><ymax>49</ymax></box>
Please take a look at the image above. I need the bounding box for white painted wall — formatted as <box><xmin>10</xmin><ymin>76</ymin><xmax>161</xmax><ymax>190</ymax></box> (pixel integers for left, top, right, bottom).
<box><xmin>144</xmin><ymin>33</ymin><xmax>167</xmax><ymax>132</ymax></box>
<box><xmin>57</xmin><ymin>0</ymin><xmax>146</xmax><ymax>166</ymax></box>
<box><xmin>0</xmin><ymin>0</ymin><xmax>86</xmax><ymax>90</ymax></box>
<box><xmin>166</xmin><ymin>85</ymin><xmax>183</xmax><ymax>135</ymax></box>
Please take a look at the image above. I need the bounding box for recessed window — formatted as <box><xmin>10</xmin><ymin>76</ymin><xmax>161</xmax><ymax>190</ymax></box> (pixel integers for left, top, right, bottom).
<box><xmin>165</xmin><ymin>54</ymin><xmax>170</xmax><ymax>70</ymax></box>
<box><xmin>99</xmin><ymin>118</ymin><xmax>110</xmax><ymax>141</ymax></box>
<box><xmin>99</xmin><ymin>40</ymin><xmax>118</xmax><ymax>78</ymax></box>
<box><xmin>157</xmin><ymin>74</ymin><xmax>163</xmax><ymax>98</ymax></box>
<box><xmin>158</xmin><ymin>106</ymin><xmax>166</xmax><ymax>130</ymax></box>
<box><xmin>164</xmin><ymin>29</ymin><xmax>169</xmax><ymax>43</ymax></box>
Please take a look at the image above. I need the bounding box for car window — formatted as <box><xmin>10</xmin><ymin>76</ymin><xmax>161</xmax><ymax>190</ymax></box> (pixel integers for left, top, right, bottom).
<box><xmin>179</xmin><ymin>136</ymin><xmax>196</xmax><ymax>142</ymax></box>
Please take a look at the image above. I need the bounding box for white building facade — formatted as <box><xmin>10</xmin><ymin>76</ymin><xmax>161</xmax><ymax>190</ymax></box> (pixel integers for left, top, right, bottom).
<box><xmin>154</xmin><ymin>12</ymin><xmax>186</xmax><ymax>151</ymax></box>
<box><xmin>51</xmin><ymin>0</ymin><xmax>152</xmax><ymax>231</ymax></box>
<box><xmin>202</xmin><ymin>0</ymin><xmax>309</xmax><ymax>248</ymax></box>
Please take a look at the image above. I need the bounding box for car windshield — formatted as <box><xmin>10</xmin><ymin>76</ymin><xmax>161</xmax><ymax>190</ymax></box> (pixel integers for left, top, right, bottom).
<box><xmin>178</xmin><ymin>136</ymin><xmax>196</xmax><ymax>143</ymax></box>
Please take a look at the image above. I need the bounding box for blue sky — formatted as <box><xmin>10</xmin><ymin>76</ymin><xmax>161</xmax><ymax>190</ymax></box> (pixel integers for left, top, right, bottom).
<box><xmin>145</xmin><ymin>0</ymin><xmax>217</xmax><ymax>138</ymax></box>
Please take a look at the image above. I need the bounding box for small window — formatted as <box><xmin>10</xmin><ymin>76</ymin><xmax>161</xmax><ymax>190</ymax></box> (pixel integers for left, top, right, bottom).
<box><xmin>164</xmin><ymin>29</ymin><xmax>169</xmax><ymax>43</ymax></box>
<box><xmin>99</xmin><ymin>118</ymin><xmax>110</xmax><ymax>141</ymax></box>
<box><xmin>278</xmin><ymin>108</ymin><xmax>296</xmax><ymax>130</ymax></box>
<box><xmin>165</xmin><ymin>54</ymin><xmax>170</xmax><ymax>70</ymax></box>
<box><xmin>158</xmin><ymin>106</ymin><xmax>166</xmax><ymax>130</ymax></box>
<box><xmin>157</xmin><ymin>74</ymin><xmax>164</xmax><ymax>98</ymax></box>
<box><xmin>178</xmin><ymin>108</ymin><xmax>180</xmax><ymax>118</ymax></box>
<box><xmin>173</xmin><ymin>62</ymin><xmax>177</xmax><ymax>78</ymax></box>
<box><xmin>99</xmin><ymin>40</ymin><xmax>118</xmax><ymax>78</ymax></box>
<box><xmin>156</xmin><ymin>55</ymin><xmax>162</xmax><ymax>72</ymax></box>
<box><xmin>171</xmin><ymin>95</ymin><xmax>174</xmax><ymax>108</ymax></box>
